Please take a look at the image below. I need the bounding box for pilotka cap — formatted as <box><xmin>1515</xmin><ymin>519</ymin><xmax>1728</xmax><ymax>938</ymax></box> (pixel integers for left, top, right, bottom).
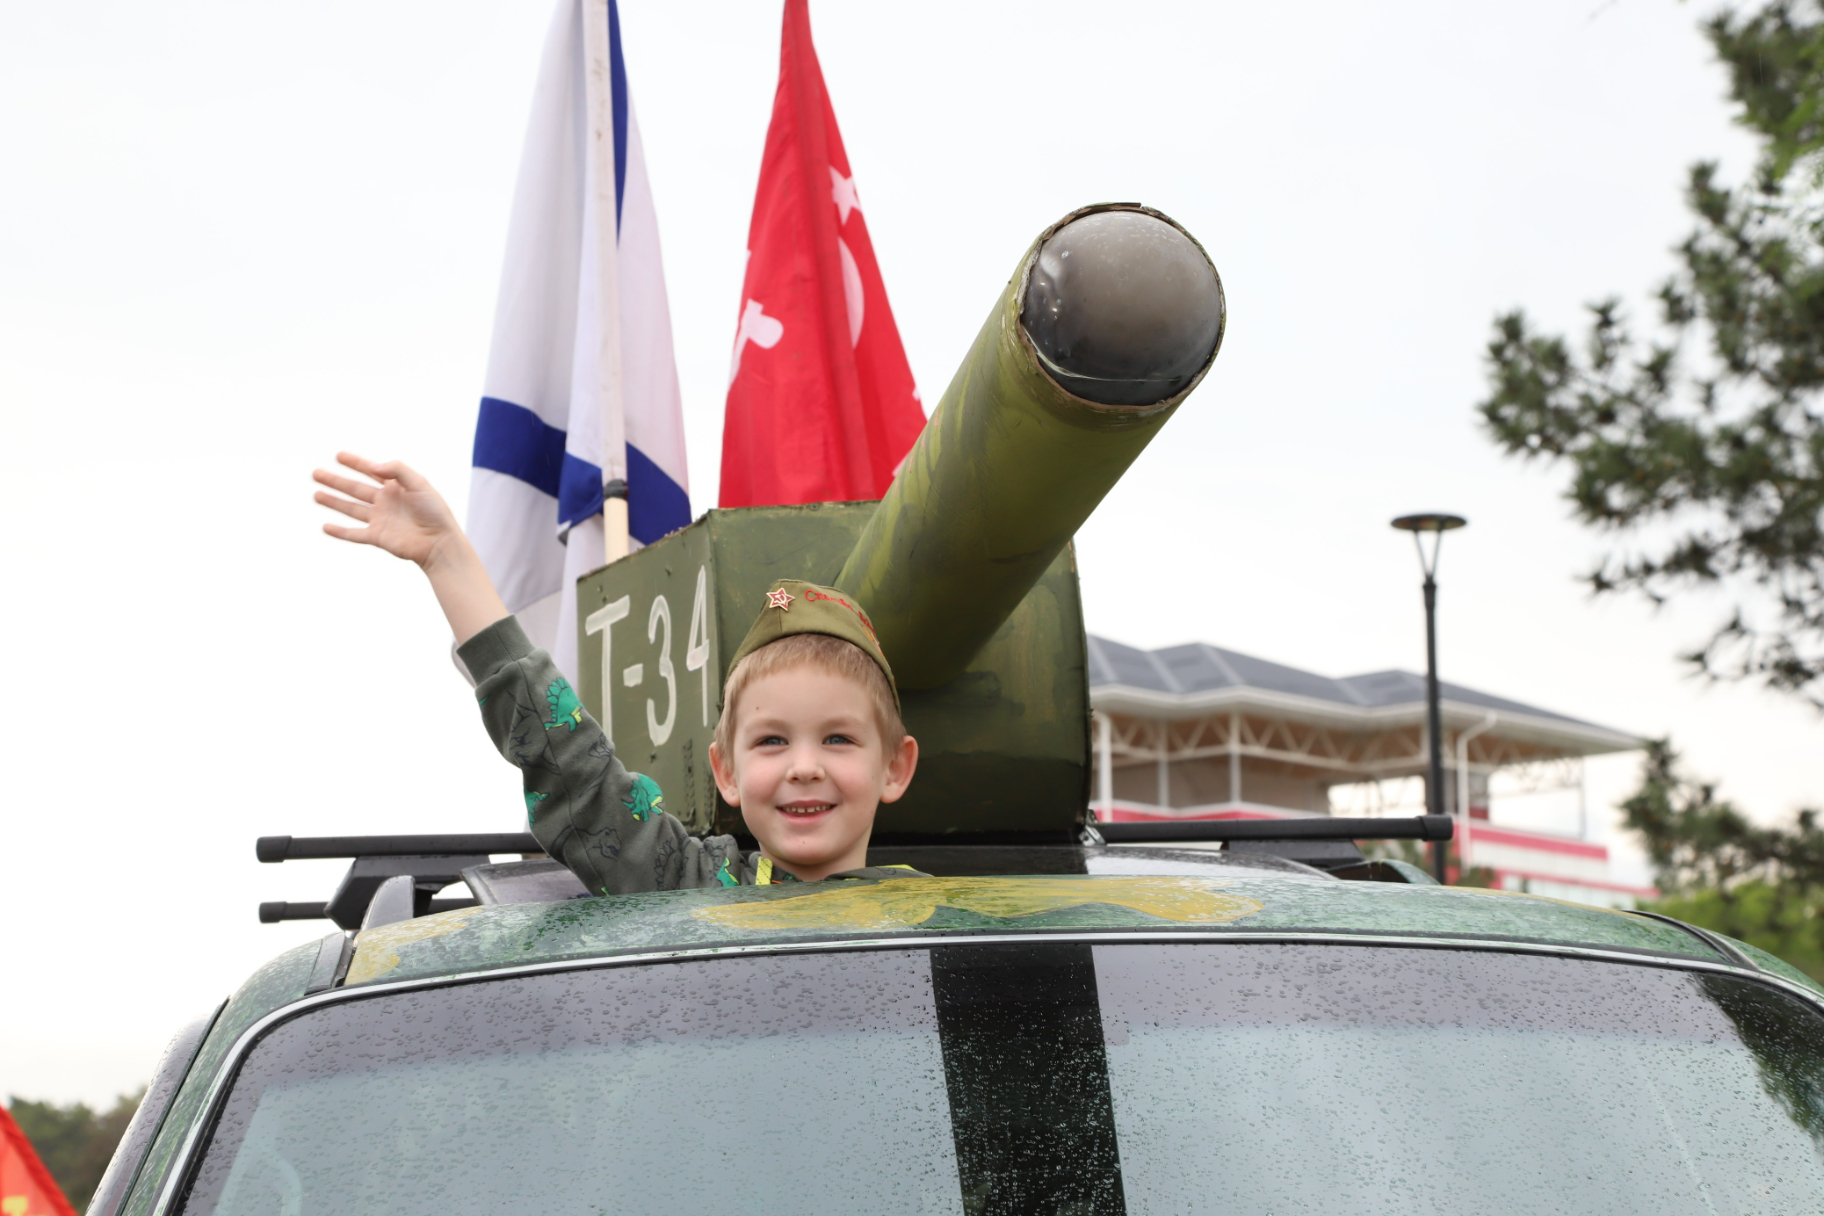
<box><xmin>726</xmin><ymin>579</ymin><xmax>898</xmax><ymax>706</ymax></box>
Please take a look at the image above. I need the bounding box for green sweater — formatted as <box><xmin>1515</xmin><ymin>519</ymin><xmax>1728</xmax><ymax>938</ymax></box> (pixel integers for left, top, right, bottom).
<box><xmin>458</xmin><ymin>616</ymin><xmax>923</xmax><ymax>894</ymax></box>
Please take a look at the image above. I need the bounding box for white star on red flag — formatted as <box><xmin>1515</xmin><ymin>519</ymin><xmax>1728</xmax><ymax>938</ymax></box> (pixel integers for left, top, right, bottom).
<box><xmin>830</xmin><ymin>166</ymin><xmax>860</xmax><ymax>224</ymax></box>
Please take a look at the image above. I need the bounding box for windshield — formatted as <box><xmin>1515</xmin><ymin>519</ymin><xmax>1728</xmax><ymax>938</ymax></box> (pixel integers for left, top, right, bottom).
<box><xmin>180</xmin><ymin>943</ymin><xmax>1824</xmax><ymax>1216</ymax></box>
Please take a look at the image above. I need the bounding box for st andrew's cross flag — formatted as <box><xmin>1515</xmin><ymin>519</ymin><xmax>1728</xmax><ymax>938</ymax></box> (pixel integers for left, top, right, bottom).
<box><xmin>468</xmin><ymin>0</ymin><xmax>689</xmax><ymax>681</ymax></box>
<box><xmin>719</xmin><ymin>0</ymin><xmax>925</xmax><ymax>508</ymax></box>
<box><xmin>0</xmin><ymin>1106</ymin><xmax>76</xmax><ymax>1216</ymax></box>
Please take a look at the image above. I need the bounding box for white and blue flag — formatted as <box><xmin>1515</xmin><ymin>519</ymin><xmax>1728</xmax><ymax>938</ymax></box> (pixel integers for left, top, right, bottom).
<box><xmin>467</xmin><ymin>0</ymin><xmax>689</xmax><ymax>680</ymax></box>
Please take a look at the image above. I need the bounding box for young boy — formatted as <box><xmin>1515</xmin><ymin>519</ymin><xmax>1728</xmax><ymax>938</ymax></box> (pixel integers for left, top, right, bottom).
<box><xmin>314</xmin><ymin>451</ymin><xmax>922</xmax><ymax>892</ymax></box>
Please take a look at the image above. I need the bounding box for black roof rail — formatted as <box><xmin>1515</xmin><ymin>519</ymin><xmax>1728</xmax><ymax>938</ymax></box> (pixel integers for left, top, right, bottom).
<box><xmin>257</xmin><ymin>833</ymin><xmax>539</xmax><ymax>862</ymax></box>
<box><xmin>1097</xmin><ymin>815</ymin><xmax>1453</xmax><ymax>880</ymax></box>
<box><xmin>257</xmin><ymin>833</ymin><xmax>538</xmax><ymax>930</ymax></box>
<box><xmin>258</xmin><ymin>819</ymin><xmax>1458</xmax><ymax>927</ymax></box>
<box><xmin>1096</xmin><ymin>815</ymin><xmax>1453</xmax><ymax>844</ymax></box>
<box><xmin>258</xmin><ymin>900</ymin><xmax>328</xmax><ymax>923</ymax></box>
<box><xmin>257</xmin><ymin>897</ymin><xmax>480</xmax><ymax>925</ymax></box>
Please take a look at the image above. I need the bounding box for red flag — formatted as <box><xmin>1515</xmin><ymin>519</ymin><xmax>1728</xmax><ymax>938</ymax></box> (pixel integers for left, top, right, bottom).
<box><xmin>0</xmin><ymin>1107</ymin><xmax>77</xmax><ymax>1216</ymax></box>
<box><xmin>719</xmin><ymin>0</ymin><xmax>925</xmax><ymax>507</ymax></box>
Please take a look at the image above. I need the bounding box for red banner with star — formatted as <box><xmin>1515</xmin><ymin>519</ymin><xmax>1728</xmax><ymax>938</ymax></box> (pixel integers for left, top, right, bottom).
<box><xmin>0</xmin><ymin>1107</ymin><xmax>77</xmax><ymax>1216</ymax></box>
<box><xmin>719</xmin><ymin>0</ymin><xmax>925</xmax><ymax>507</ymax></box>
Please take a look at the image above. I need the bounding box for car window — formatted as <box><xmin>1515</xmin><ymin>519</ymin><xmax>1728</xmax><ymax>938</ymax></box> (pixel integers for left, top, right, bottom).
<box><xmin>1093</xmin><ymin>944</ymin><xmax>1824</xmax><ymax>1215</ymax></box>
<box><xmin>178</xmin><ymin>951</ymin><xmax>959</xmax><ymax>1216</ymax></box>
<box><xmin>179</xmin><ymin>943</ymin><xmax>1824</xmax><ymax>1216</ymax></box>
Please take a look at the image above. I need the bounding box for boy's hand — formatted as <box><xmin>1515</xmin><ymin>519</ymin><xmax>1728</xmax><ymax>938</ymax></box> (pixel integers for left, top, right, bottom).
<box><xmin>314</xmin><ymin>452</ymin><xmax>509</xmax><ymax>644</ymax></box>
<box><xmin>313</xmin><ymin>453</ymin><xmax>460</xmax><ymax>569</ymax></box>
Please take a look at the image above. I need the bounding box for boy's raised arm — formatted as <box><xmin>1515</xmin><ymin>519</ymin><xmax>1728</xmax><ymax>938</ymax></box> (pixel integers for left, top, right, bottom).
<box><xmin>456</xmin><ymin>617</ymin><xmax>733</xmax><ymax>893</ymax></box>
<box><xmin>313</xmin><ymin>452</ymin><xmax>508</xmax><ymax>644</ymax></box>
<box><xmin>314</xmin><ymin>452</ymin><xmax>732</xmax><ymax>893</ymax></box>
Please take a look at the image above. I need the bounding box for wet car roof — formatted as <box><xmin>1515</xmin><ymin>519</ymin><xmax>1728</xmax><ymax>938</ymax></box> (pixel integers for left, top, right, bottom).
<box><xmin>341</xmin><ymin>868</ymin><xmax>1731</xmax><ymax>986</ymax></box>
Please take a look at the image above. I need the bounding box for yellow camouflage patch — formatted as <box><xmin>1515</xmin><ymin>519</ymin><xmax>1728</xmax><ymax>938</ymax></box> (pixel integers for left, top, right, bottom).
<box><xmin>691</xmin><ymin>876</ymin><xmax>1264</xmax><ymax>932</ymax></box>
<box><xmin>346</xmin><ymin>904</ymin><xmax>488</xmax><ymax>984</ymax></box>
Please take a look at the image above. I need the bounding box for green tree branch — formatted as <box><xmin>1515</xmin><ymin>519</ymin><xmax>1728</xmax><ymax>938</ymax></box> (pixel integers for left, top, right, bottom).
<box><xmin>1479</xmin><ymin>2</ymin><xmax>1824</xmax><ymax>705</ymax></box>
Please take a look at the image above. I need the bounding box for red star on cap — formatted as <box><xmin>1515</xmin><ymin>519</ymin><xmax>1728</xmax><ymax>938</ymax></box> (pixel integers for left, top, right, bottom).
<box><xmin>766</xmin><ymin>588</ymin><xmax>795</xmax><ymax>610</ymax></box>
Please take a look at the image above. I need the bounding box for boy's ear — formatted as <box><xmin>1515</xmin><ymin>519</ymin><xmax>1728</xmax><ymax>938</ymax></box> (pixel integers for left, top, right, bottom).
<box><xmin>708</xmin><ymin>740</ymin><xmax>741</xmax><ymax>805</ymax></box>
<box><xmin>877</xmin><ymin>735</ymin><xmax>919</xmax><ymax>805</ymax></box>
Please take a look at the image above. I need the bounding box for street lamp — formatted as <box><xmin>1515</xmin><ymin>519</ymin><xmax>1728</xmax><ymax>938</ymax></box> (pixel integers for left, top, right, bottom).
<box><xmin>1391</xmin><ymin>512</ymin><xmax>1467</xmax><ymax>883</ymax></box>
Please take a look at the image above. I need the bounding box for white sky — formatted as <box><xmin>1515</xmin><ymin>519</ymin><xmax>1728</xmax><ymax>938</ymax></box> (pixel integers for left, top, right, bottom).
<box><xmin>3</xmin><ymin>0</ymin><xmax>1819</xmax><ymax>1106</ymax></box>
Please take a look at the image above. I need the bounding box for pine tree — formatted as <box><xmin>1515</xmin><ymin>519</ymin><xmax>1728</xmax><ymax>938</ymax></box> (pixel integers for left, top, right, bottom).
<box><xmin>1479</xmin><ymin>2</ymin><xmax>1824</xmax><ymax>706</ymax></box>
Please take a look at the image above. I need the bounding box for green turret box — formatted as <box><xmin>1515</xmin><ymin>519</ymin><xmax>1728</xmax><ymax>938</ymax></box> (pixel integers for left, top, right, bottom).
<box><xmin>575</xmin><ymin>504</ymin><xmax>1087</xmax><ymax>839</ymax></box>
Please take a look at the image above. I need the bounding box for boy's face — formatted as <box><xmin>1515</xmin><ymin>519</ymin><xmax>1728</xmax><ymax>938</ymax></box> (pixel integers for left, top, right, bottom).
<box><xmin>708</xmin><ymin>665</ymin><xmax>917</xmax><ymax>881</ymax></box>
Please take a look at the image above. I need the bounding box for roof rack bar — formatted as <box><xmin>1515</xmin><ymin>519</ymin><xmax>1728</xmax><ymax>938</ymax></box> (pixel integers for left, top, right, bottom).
<box><xmin>258</xmin><ymin>897</ymin><xmax>478</xmax><ymax>924</ymax></box>
<box><xmin>259</xmin><ymin>901</ymin><xmax>329</xmax><ymax>923</ymax></box>
<box><xmin>257</xmin><ymin>833</ymin><xmax>540</xmax><ymax>863</ymax></box>
<box><xmin>1097</xmin><ymin>815</ymin><xmax>1454</xmax><ymax>844</ymax></box>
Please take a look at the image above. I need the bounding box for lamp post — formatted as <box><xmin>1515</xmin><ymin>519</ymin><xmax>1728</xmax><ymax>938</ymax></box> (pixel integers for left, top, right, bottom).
<box><xmin>1391</xmin><ymin>512</ymin><xmax>1467</xmax><ymax>883</ymax></box>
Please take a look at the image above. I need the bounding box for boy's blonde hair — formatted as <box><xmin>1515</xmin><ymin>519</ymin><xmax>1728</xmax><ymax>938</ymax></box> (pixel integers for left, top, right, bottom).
<box><xmin>714</xmin><ymin>633</ymin><xmax>905</xmax><ymax>758</ymax></box>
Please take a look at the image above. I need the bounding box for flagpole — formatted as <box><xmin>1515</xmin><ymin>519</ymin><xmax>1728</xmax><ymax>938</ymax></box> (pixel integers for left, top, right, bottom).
<box><xmin>582</xmin><ymin>0</ymin><xmax>630</xmax><ymax>565</ymax></box>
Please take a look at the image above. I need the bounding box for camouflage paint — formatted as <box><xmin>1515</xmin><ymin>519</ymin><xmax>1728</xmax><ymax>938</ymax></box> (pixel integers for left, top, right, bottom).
<box><xmin>691</xmin><ymin>875</ymin><xmax>1265</xmax><ymax>932</ymax></box>
<box><xmin>345</xmin><ymin>905</ymin><xmax>489</xmax><ymax>985</ymax></box>
<box><xmin>335</xmin><ymin>875</ymin><xmax>1731</xmax><ymax>990</ymax></box>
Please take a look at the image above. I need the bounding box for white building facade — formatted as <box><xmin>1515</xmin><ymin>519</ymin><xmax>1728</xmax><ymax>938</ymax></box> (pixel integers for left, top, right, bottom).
<box><xmin>1087</xmin><ymin>636</ymin><xmax>1656</xmax><ymax>907</ymax></box>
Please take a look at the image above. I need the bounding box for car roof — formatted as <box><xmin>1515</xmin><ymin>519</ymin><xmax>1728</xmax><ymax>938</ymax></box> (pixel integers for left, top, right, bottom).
<box><xmin>235</xmin><ymin>836</ymin><xmax>1824</xmax><ymax>1042</ymax></box>
<box><xmin>333</xmin><ymin>866</ymin><xmax>1746</xmax><ymax>988</ymax></box>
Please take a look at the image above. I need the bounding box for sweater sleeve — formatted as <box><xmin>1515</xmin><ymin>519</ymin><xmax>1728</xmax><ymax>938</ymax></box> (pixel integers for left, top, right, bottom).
<box><xmin>456</xmin><ymin>616</ymin><xmax>743</xmax><ymax>893</ymax></box>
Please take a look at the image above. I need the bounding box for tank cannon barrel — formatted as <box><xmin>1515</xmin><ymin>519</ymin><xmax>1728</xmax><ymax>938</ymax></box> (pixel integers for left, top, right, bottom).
<box><xmin>579</xmin><ymin>202</ymin><xmax>1225</xmax><ymax>836</ymax></box>
<box><xmin>835</xmin><ymin>203</ymin><xmax>1225</xmax><ymax>690</ymax></box>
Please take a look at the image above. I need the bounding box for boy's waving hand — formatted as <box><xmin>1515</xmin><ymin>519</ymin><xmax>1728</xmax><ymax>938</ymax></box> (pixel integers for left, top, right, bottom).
<box><xmin>313</xmin><ymin>452</ymin><xmax>458</xmax><ymax>566</ymax></box>
<box><xmin>313</xmin><ymin>452</ymin><xmax>508</xmax><ymax>644</ymax></box>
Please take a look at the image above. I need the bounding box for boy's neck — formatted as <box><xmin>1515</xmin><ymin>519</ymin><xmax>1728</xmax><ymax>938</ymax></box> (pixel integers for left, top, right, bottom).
<box><xmin>764</xmin><ymin>840</ymin><xmax>872</xmax><ymax>883</ymax></box>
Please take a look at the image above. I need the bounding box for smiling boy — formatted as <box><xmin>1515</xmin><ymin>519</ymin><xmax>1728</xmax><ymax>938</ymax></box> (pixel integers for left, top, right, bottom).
<box><xmin>314</xmin><ymin>452</ymin><xmax>923</xmax><ymax>890</ymax></box>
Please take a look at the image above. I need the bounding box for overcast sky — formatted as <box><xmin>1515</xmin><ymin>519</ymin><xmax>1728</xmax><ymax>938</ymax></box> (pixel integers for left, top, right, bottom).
<box><xmin>4</xmin><ymin>0</ymin><xmax>1819</xmax><ymax>1105</ymax></box>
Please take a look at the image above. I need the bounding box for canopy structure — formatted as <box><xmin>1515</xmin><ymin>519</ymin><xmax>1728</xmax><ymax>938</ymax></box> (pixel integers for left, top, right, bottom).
<box><xmin>1087</xmin><ymin>636</ymin><xmax>1655</xmax><ymax>906</ymax></box>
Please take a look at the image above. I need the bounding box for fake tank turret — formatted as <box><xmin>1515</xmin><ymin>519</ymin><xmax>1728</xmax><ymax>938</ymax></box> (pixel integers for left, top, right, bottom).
<box><xmin>576</xmin><ymin>203</ymin><xmax>1225</xmax><ymax>841</ymax></box>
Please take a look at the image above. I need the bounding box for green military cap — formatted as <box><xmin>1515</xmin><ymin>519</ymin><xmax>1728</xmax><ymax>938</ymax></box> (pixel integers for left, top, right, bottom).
<box><xmin>726</xmin><ymin>579</ymin><xmax>898</xmax><ymax>706</ymax></box>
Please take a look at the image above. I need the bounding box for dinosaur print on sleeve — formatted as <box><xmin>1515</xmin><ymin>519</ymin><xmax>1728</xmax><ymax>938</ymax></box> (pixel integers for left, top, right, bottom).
<box><xmin>623</xmin><ymin>773</ymin><xmax>664</xmax><ymax>822</ymax></box>
<box><xmin>462</xmin><ymin>616</ymin><xmax>745</xmax><ymax>895</ymax></box>
<box><xmin>544</xmin><ymin>678</ymin><xmax>585</xmax><ymax>732</ymax></box>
